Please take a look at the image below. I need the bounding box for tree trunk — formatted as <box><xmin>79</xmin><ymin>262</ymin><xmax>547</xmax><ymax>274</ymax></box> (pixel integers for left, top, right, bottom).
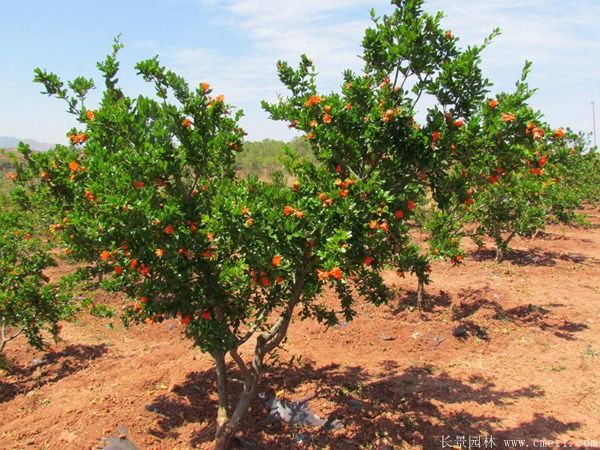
<box><xmin>416</xmin><ymin>277</ymin><xmax>425</xmax><ymax>310</ymax></box>
<box><xmin>214</xmin><ymin>351</ymin><xmax>231</xmax><ymax>448</ymax></box>
<box><xmin>211</xmin><ymin>274</ymin><xmax>305</xmax><ymax>449</ymax></box>
<box><xmin>495</xmin><ymin>246</ymin><xmax>504</xmax><ymax>263</ymax></box>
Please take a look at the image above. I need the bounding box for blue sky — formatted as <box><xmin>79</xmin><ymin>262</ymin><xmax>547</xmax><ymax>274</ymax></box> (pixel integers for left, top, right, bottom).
<box><xmin>1</xmin><ymin>0</ymin><xmax>599</xmax><ymax>146</ymax></box>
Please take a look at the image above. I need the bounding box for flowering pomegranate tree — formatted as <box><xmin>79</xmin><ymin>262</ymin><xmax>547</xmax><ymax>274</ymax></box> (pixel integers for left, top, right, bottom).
<box><xmin>18</xmin><ymin>40</ymin><xmax>398</xmax><ymax>448</ymax></box>
<box><xmin>0</xmin><ymin>208</ymin><xmax>72</xmax><ymax>365</ymax></box>
<box><xmin>454</xmin><ymin>63</ymin><xmax>591</xmax><ymax>261</ymax></box>
<box><xmin>264</xmin><ymin>0</ymin><xmax>497</xmax><ymax>307</ymax></box>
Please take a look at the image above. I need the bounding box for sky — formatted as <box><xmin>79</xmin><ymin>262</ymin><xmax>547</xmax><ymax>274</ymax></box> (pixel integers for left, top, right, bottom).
<box><xmin>1</xmin><ymin>0</ymin><xmax>599</xmax><ymax>147</ymax></box>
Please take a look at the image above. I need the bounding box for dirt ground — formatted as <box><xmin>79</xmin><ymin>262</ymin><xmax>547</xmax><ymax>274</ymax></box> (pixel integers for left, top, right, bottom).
<box><xmin>1</xmin><ymin>207</ymin><xmax>599</xmax><ymax>450</ymax></box>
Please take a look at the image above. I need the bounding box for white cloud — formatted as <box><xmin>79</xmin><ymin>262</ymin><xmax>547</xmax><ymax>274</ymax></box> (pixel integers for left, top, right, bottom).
<box><xmin>168</xmin><ymin>0</ymin><xmax>599</xmax><ymax>141</ymax></box>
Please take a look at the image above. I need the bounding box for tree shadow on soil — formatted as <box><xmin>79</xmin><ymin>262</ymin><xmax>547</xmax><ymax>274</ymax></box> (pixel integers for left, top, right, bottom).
<box><xmin>0</xmin><ymin>344</ymin><xmax>108</xmax><ymax>403</ymax></box>
<box><xmin>145</xmin><ymin>361</ymin><xmax>580</xmax><ymax>449</ymax></box>
<box><xmin>449</xmin><ymin>288</ymin><xmax>589</xmax><ymax>341</ymax></box>
<box><xmin>470</xmin><ymin>247</ymin><xmax>599</xmax><ymax>267</ymax></box>
<box><xmin>389</xmin><ymin>287</ymin><xmax>589</xmax><ymax>342</ymax></box>
<box><xmin>392</xmin><ymin>289</ymin><xmax>452</xmax><ymax>314</ymax></box>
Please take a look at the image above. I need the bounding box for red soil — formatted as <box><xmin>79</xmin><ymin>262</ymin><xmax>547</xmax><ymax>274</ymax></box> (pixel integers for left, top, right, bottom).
<box><xmin>1</xmin><ymin>208</ymin><xmax>599</xmax><ymax>449</ymax></box>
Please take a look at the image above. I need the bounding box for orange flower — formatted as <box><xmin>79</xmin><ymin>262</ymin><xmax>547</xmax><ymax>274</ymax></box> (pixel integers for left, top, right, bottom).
<box><xmin>554</xmin><ymin>128</ymin><xmax>565</xmax><ymax>139</ymax></box>
<box><xmin>369</xmin><ymin>220</ymin><xmax>378</xmax><ymax>230</ymax></box>
<box><xmin>496</xmin><ymin>167</ymin><xmax>504</xmax><ymax>175</ymax></box>
<box><xmin>207</xmin><ymin>232</ymin><xmax>215</xmax><ymax>242</ymax></box>
<box><xmin>100</xmin><ymin>250</ymin><xmax>111</xmax><ymax>261</ymax></box>
<box><xmin>284</xmin><ymin>205</ymin><xmax>295</xmax><ymax>217</ymax></box>
<box><xmin>293</xmin><ymin>181</ymin><xmax>300</xmax><ymax>192</ymax></box>
<box><xmin>215</xmin><ymin>95</ymin><xmax>225</xmax><ymax>103</ymax></box>
<box><xmin>317</xmin><ymin>269</ymin><xmax>329</xmax><ymax>281</ymax></box>
<box><xmin>6</xmin><ymin>172</ymin><xmax>17</xmax><ymax>181</ymax></box>
<box><xmin>532</xmin><ymin>127</ymin><xmax>544</xmax><ymax>141</ymax></box>
<box><xmin>183</xmin><ymin>118</ymin><xmax>192</xmax><ymax>129</ymax></box>
<box><xmin>130</xmin><ymin>259</ymin><xmax>138</xmax><ymax>269</ymax></box>
<box><xmin>336</xmin><ymin>165</ymin><xmax>343</xmax><ymax>174</ymax></box>
<box><xmin>323</xmin><ymin>114</ymin><xmax>332</xmax><ymax>124</ymax></box>
<box><xmin>288</xmin><ymin>120</ymin><xmax>298</xmax><ymax>129</ymax></box>
<box><xmin>276</xmin><ymin>276</ymin><xmax>285</xmax><ymax>284</ymax></box>
<box><xmin>382</xmin><ymin>109</ymin><xmax>395</xmax><ymax>123</ymax></box>
<box><xmin>339</xmin><ymin>189</ymin><xmax>348</xmax><ymax>198</ymax></box>
<box><xmin>304</xmin><ymin>95</ymin><xmax>320</xmax><ymax>107</ymax></box>
<box><xmin>319</xmin><ymin>193</ymin><xmax>328</xmax><ymax>202</ymax></box>
<box><xmin>189</xmin><ymin>222</ymin><xmax>198</xmax><ymax>233</ymax></box>
<box><xmin>245</xmin><ymin>218</ymin><xmax>254</xmax><ymax>227</ymax></box>
<box><xmin>202</xmin><ymin>249</ymin><xmax>215</xmax><ymax>259</ymax></box>
<box><xmin>379</xmin><ymin>221</ymin><xmax>389</xmax><ymax>233</ymax></box>
<box><xmin>306</xmin><ymin>132</ymin><xmax>314</xmax><ymax>140</ymax></box>
<box><xmin>464</xmin><ymin>197</ymin><xmax>474</xmax><ymax>206</ymax></box>
<box><xmin>489</xmin><ymin>99</ymin><xmax>499</xmax><ymax>109</ymax></box>
<box><xmin>133</xmin><ymin>181</ymin><xmax>145</xmax><ymax>188</ymax></box>
<box><xmin>140</xmin><ymin>265</ymin><xmax>151</xmax><ymax>277</ymax></box>
<box><xmin>140</xmin><ymin>296</ymin><xmax>149</xmax><ymax>304</ymax></box>
<box><xmin>309</xmin><ymin>120</ymin><xmax>318</xmax><ymax>128</ymax></box>
<box><xmin>114</xmin><ymin>266</ymin><xmax>123</xmax><ymax>275</ymax></box>
<box><xmin>488</xmin><ymin>175</ymin><xmax>499</xmax><ymax>184</ymax></box>
<box><xmin>272</xmin><ymin>255</ymin><xmax>282</xmax><ymax>267</ymax></box>
<box><xmin>201</xmin><ymin>311</ymin><xmax>212</xmax><ymax>320</ymax></box>
<box><xmin>85</xmin><ymin>191</ymin><xmax>96</xmax><ymax>201</ymax></box>
<box><xmin>407</xmin><ymin>200</ymin><xmax>416</xmax><ymax>211</ymax></box>
<box><xmin>502</xmin><ymin>113</ymin><xmax>516</xmax><ymax>123</ymax></box>
<box><xmin>445</xmin><ymin>30</ymin><xmax>453</xmax><ymax>39</ymax></box>
<box><xmin>68</xmin><ymin>161</ymin><xmax>79</xmax><ymax>172</ymax></box>
<box><xmin>395</xmin><ymin>210</ymin><xmax>405</xmax><ymax>219</ymax></box>
<box><xmin>79</xmin><ymin>133</ymin><xmax>88</xmax><ymax>143</ymax></box>
<box><xmin>295</xmin><ymin>210</ymin><xmax>304</xmax><ymax>219</ymax></box>
<box><xmin>363</xmin><ymin>256</ymin><xmax>374</xmax><ymax>266</ymax></box>
<box><xmin>345</xmin><ymin>103</ymin><xmax>352</xmax><ymax>111</ymax></box>
<box><xmin>180</xmin><ymin>314</ymin><xmax>191</xmax><ymax>326</ymax></box>
<box><xmin>200</xmin><ymin>82</ymin><xmax>210</xmax><ymax>92</ymax></box>
<box><xmin>260</xmin><ymin>276</ymin><xmax>270</xmax><ymax>287</ymax></box>
<box><xmin>164</xmin><ymin>224</ymin><xmax>175</xmax><ymax>235</ymax></box>
<box><xmin>454</xmin><ymin>119</ymin><xmax>464</xmax><ymax>128</ymax></box>
<box><xmin>155</xmin><ymin>248</ymin><xmax>165</xmax><ymax>258</ymax></box>
<box><xmin>242</xmin><ymin>206</ymin><xmax>251</xmax><ymax>216</ymax></box>
<box><xmin>538</xmin><ymin>156</ymin><xmax>547</xmax><ymax>167</ymax></box>
<box><xmin>432</xmin><ymin>131</ymin><xmax>440</xmax><ymax>144</ymax></box>
<box><xmin>86</xmin><ymin>110</ymin><xmax>95</xmax><ymax>120</ymax></box>
<box><xmin>329</xmin><ymin>267</ymin><xmax>343</xmax><ymax>280</ymax></box>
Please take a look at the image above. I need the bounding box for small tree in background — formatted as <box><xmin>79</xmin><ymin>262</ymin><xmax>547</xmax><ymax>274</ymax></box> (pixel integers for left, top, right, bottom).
<box><xmin>0</xmin><ymin>209</ymin><xmax>72</xmax><ymax>366</ymax></box>
<box><xmin>455</xmin><ymin>63</ymin><xmax>596</xmax><ymax>262</ymax></box>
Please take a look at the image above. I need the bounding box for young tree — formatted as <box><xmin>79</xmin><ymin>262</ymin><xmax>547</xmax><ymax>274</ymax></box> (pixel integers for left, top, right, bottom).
<box><xmin>456</xmin><ymin>63</ymin><xmax>590</xmax><ymax>261</ymax></box>
<box><xmin>20</xmin><ymin>40</ymin><xmax>395</xmax><ymax>448</ymax></box>
<box><xmin>0</xmin><ymin>209</ymin><xmax>72</xmax><ymax>364</ymax></box>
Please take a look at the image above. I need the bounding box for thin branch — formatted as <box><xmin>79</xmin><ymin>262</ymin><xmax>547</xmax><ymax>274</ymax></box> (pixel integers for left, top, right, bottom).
<box><xmin>229</xmin><ymin>348</ymin><xmax>251</xmax><ymax>383</ymax></box>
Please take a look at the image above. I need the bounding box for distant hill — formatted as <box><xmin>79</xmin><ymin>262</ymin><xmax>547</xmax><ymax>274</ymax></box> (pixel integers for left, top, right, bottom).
<box><xmin>0</xmin><ymin>136</ymin><xmax>55</xmax><ymax>151</ymax></box>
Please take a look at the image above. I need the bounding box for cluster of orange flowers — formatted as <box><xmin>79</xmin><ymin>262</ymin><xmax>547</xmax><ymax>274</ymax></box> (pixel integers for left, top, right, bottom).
<box><xmin>317</xmin><ymin>267</ymin><xmax>343</xmax><ymax>281</ymax></box>
<box><xmin>68</xmin><ymin>133</ymin><xmax>88</xmax><ymax>145</ymax></box>
<box><xmin>525</xmin><ymin>122</ymin><xmax>545</xmax><ymax>141</ymax></box>
<box><xmin>283</xmin><ymin>205</ymin><xmax>304</xmax><ymax>218</ymax></box>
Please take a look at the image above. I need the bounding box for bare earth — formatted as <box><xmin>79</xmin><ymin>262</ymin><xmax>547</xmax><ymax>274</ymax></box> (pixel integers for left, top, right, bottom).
<box><xmin>1</xmin><ymin>207</ymin><xmax>599</xmax><ymax>449</ymax></box>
